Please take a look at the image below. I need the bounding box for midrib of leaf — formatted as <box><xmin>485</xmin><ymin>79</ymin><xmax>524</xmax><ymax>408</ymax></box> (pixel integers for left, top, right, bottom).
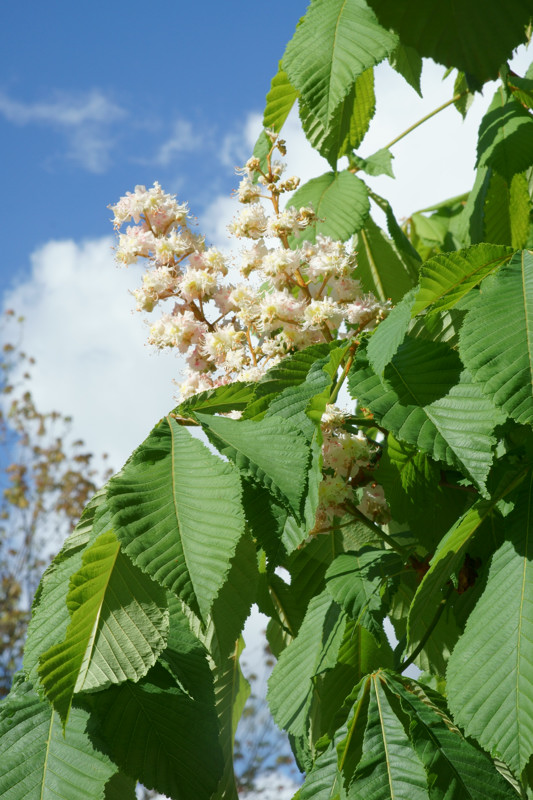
<box><xmin>40</xmin><ymin>709</ymin><xmax>55</xmax><ymax>800</ymax></box>
<box><xmin>338</xmin><ymin>676</ymin><xmax>370</xmax><ymax>772</ymax></box>
<box><xmin>373</xmin><ymin>676</ymin><xmax>395</xmax><ymax>798</ymax></box>
<box><xmin>387</xmin><ymin>361</ymin><xmax>423</xmax><ymax>407</ymax></box>
<box><xmin>521</xmin><ymin>250</ymin><xmax>533</xmax><ymax>399</ymax></box>
<box><xmin>76</xmin><ymin>540</ymin><xmax>121</xmax><ymax>692</ymax></box>
<box><xmin>169</xmin><ymin>417</ymin><xmax>198</xmax><ymax>606</ymax></box>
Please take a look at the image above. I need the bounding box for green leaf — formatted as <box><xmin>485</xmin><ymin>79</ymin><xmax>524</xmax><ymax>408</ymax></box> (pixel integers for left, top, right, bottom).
<box><xmin>453</xmin><ymin>71</ymin><xmax>474</xmax><ymax>119</ymax></box>
<box><xmin>107</xmin><ymin>416</ymin><xmax>244</xmax><ymax>621</ymax></box>
<box><xmin>176</xmin><ymin>381</ymin><xmax>256</xmax><ymax>417</ymax></box>
<box><xmin>263</xmin><ymin>63</ymin><xmax>299</xmax><ymax>132</ymax></box>
<box><xmin>366</xmin><ymin>0</ymin><xmax>532</xmax><ymax>85</ymax></box>
<box><xmin>353</xmin><ymin>214</ymin><xmax>418</xmax><ymax>303</ymax></box>
<box><xmin>447</xmin><ymin>472</ymin><xmax>533</xmax><ymax>774</ymax></box>
<box><xmin>508</xmin><ymin>71</ymin><xmax>533</xmax><ymax>110</ymax></box>
<box><xmin>89</xmin><ymin>663</ymin><xmax>223</xmax><ymax>800</ymax></box>
<box><xmin>482</xmin><ymin>170</ymin><xmax>531</xmax><ymax>250</ymax></box>
<box><xmin>460</xmin><ymin>250</ymin><xmax>533</xmax><ymax>425</ymax></box>
<box><xmin>407</xmin><ymin>467</ymin><xmax>525</xmax><ymax>661</ymax></box>
<box><xmin>23</xmin><ymin>493</ymin><xmax>110</xmax><ymax>683</ymax></box>
<box><xmin>282</xmin><ymin>0</ymin><xmax>397</xmax><ymax>129</ymax></box>
<box><xmin>325</xmin><ymin>548</ymin><xmax>403</xmax><ymax>637</ymax></box>
<box><xmin>300</xmin><ymin>68</ymin><xmax>376</xmax><ymax>167</ymax></box>
<box><xmin>367</xmin><ymin>289</ymin><xmax>415</xmax><ymax>375</ymax></box>
<box><xmin>388</xmin><ymin>43</ymin><xmax>423</xmax><ymax>96</ymax></box>
<box><xmin>0</xmin><ymin>677</ymin><xmax>117</xmax><ymax>800</ymax></box>
<box><xmin>477</xmin><ymin>87</ymin><xmax>533</xmax><ymax>181</ymax></box>
<box><xmin>301</xmin><ymin>737</ymin><xmax>345</xmax><ymax>800</ymax></box>
<box><xmin>385</xmin><ymin>673</ymin><xmax>520</xmax><ymax>800</ymax></box>
<box><xmin>349</xmin><ymin>342</ymin><xmax>505</xmax><ymax>491</ymax></box>
<box><xmin>368</xmin><ymin>190</ymin><xmax>422</xmax><ymax>269</ymax></box>
<box><xmin>268</xmin><ymin>590</ymin><xmax>346</xmax><ymax>736</ymax></box>
<box><xmin>348</xmin><ymin>673</ymin><xmax>430</xmax><ymax>799</ymax></box>
<box><xmin>411</xmin><ymin>243</ymin><xmax>513</xmax><ymax>316</ymax></box>
<box><xmin>38</xmin><ymin>530</ymin><xmax>168</xmax><ymax>724</ymax></box>
<box><xmin>288</xmin><ymin>170</ymin><xmax>370</xmax><ymax>245</ymax></box>
<box><xmin>351</xmin><ymin>147</ymin><xmax>395</xmax><ymax>178</ymax></box>
<box><xmin>104</xmin><ymin>772</ymin><xmax>137</xmax><ymax>800</ymax></box>
<box><xmin>195</xmin><ymin>411</ymin><xmax>310</xmax><ymax>516</ymax></box>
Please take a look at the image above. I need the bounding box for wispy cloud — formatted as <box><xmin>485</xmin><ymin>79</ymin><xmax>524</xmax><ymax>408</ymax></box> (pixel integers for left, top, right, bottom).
<box><xmin>0</xmin><ymin>89</ymin><xmax>126</xmax><ymax>173</ymax></box>
<box><xmin>134</xmin><ymin>119</ymin><xmax>201</xmax><ymax>167</ymax></box>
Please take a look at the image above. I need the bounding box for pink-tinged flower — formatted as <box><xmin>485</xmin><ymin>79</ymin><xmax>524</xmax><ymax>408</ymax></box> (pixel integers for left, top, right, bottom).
<box><xmin>302</xmin><ymin>297</ymin><xmax>343</xmax><ymax>330</ymax></box>
<box><xmin>180</xmin><ymin>371</ymin><xmax>216</xmax><ymax>400</ymax></box>
<box><xmin>236</xmin><ymin>176</ymin><xmax>262</xmax><ymax>204</ymax></box>
<box><xmin>228</xmin><ymin>204</ymin><xmax>268</xmax><ymax>239</ymax></box>
<box><xmin>358</xmin><ymin>483</ymin><xmax>390</xmax><ymax>523</ymax></box>
<box><xmin>179</xmin><ymin>268</ymin><xmax>218</xmax><ymax>301</ymax></box>
<box><xmin>148</xmin><ymin>311</ymin><xmax>205</xmax><ymax>352</ymax></box>
<box><xmin>240</xmin><ymin>240</ymin><xmax>268</xmax><ymax>276</ymax></box>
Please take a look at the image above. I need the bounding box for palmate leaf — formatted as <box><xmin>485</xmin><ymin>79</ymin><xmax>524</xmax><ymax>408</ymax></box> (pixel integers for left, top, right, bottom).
<box><xmin>447</xmin><ymin>472</ymin><xmax>533</xmax><ymax>775</ymax></box>
<box><xmin>299</xmin><ymin>68</ymin><xmax>376</xmax><ymax>167</ymax></box>
<box><xmin>477</xmin><ymin>87</ymin><xmax>533</xmax><ymax>181</ymax></box>
<box><xmin>349</xmin><ymin>341</ymin><xmax>505</xmax><ymax>491</ymax></box>
<box><xmin>282</xmin><ymin>0</ymin><xmax>397</xmax><ymax>129</ymax></box>
<box><xmin>107</xmin><ymin>416</ymin><xmax>244</xmax><ymax>621</ymax></box>
<box><xmin>366</xmin><ymin>0</ymin><xmax>531</xmax><ymax>85</ymax></box>
<box><xmin>460</xmin><ymin>250</ymin><xmax>533</xmax><ymax>425</ymax></box>
<box><xmin>0</xmin><ymin>676</ymin><xmax>118</xmax><ymax>800</ymax></box>
<box><xmin>38</xmin><ymin>530</ymin><xmax>169</xmax><ymax>723</ymax></box>
<box><xmin>268</xmin><ymin>590</ymin><xmax>346</xmax><ymax>737</ymax></box>
<box><xmin>353</xmin><ymin>214</ymin><xmax>419</xmax><ymax>303</ymax></box>
<box><xmin>287</xmin><ymin>170</ymin><xmax>370</xmax><ymax>245</ymax></box>
<box><xmin>411</xmin><ymin>243</ymin><xmax>513</xmax><ymax>316</ymax></box>
<box><xmin>342</xmin><ymin>674</ymin><xmax>430</xmax><ymax>799</ymax></box>
<box><xmin>89</xmin><ymin>663</ymin><xmax>223</xmax><ymax>800</ymax></box>
<box><xmin>384</xmin><ymin>674</ymin><xmax>519</xmax><ymax>800</ymax></box>
<box><xmin>196</xmin><ymin>411</ymin><xmax>310</xmax><ymax>516</ymax></box>
<box><xmin>325</xmin><ymin>548</ymin><xmax>403</xmax><ymax>638</ymax></box>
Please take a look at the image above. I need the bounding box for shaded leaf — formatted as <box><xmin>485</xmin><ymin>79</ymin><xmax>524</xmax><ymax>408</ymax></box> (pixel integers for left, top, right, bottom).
<box><xmin>353</xmin><ymin>214</ymin><xmax>418</xmax><ymax>303</ymax></box>
<box><xmin>388</xmin><ymin>43</ymin><xmax>423</xmax><ymax>96</ymax></box>
<box><xmin>477</xmin><ymin>87</ymin><xmax>533</xmax><ymax>181</ymax></box>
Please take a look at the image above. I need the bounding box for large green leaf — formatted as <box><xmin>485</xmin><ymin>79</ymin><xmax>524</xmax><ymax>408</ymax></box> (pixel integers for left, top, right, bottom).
<box><xmin>325</xmin><ymin>548</ymin><xmax>403</xmax><ymax>638</ymax></box>
<box><xmin>89</xmin><ymin>663</ymin><xmax>223</xmax><ymax>800</ymax></box>
<box><xmin>411</xmin><ymin>243</ymin><xmax>513</xmax><ymax>316</ymax></box>
<box><xmin>353</xmin><ymin>214</ymin><xmax>418</xmax><ymax>303</ymax></box>
<box><xmin>23</xmin><ymin>493</ymin><xmax>110</xmax><ymax>683</ymax></box>
<box><xmin>38</xmin><ymin>530</ymin><xmax>168</xmax><ymax>723</ymax></box>
<box><xmin>268</xmin><ymin>590</ymin><xmax>346</xmax><ymax>736</ymax></box>
<box><xmin>366</xmin><ymin>0</ymin><xmax>531</xmax><ymax>85</ymax></box>
<box><xmin>477</xmin><ymin>87</ymin><xmax>533</xmax><ymax>181</ymax></box>
<box><xmin>288</xmin><ymin>170</ymin><xmax>370</xmax><ymax>245</ymax></box>
<box><xmin>349</xmin><ymin>341</ymin><xmax>505</xmax><ymax>491</ymax></box>
<box><xmin>195</xmin><ymin>411</ymin><xmax>310</xmax><ymax>516</ymax></box>
<box><xmin>107</xmin><ymin>417</ymin><xmax>244</xmax><ymax>621</ymax></box>
<box><xmin>346</xmin><ymin>673</ymin><xmax>430</xmax><ymax>799</ymax></box>
<box><xmin>300</xmin><ymin>68</ymin><xmax>376</xmax><ymax>167</ymax></box>
<box><xmin>282</xmin><ymin>0</ymin><xmax>397</xmax><ymax>129</ymax></box>
<box><xmin>384</xmin><ymin>674</ymin><xmax>520</xmax><ymax>800</ymax></box>
<box><xmin>367</xmin><ymin>289</ymin><xmax>415</xmax><ymax>375</ymax></box>
<box><xmin>0</xmin><ymin>676</ymin><xmax>118</xmax><ymax>800</ymax></box>
<box><xmin>459</xmin><ymin>250</ymin><xmax>533</xmax><ymax>425</ymax></box>
<box><xmin>447</xmin><ymin>473</ymin><xmax>533</xmax><ymax>775</ymax></box>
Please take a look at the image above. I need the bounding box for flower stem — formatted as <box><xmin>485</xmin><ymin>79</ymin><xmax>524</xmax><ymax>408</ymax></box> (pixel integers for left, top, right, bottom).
<box><xmin>344</xmin><ymin>502</ymin><xmax>408</xmax><ymax>558</ymax></box>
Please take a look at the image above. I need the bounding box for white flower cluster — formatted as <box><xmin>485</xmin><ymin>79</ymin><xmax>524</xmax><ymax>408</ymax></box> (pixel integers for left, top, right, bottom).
<box><xmin>110</xmin><ymin>134</ymin><xmax>389</xmax><ymax>401</ymax></box>
<box><xmin>312</xmin><ymin>404</ymin><xmax>390</xmax><ymax>532</ymax></box>
<box><xmin>110</xmin><ymin>133</ymin><xmax>390</xmax><ymax>534</ymax></box>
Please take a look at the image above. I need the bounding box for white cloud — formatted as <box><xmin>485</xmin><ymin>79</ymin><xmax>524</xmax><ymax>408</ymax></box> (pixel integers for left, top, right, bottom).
<box><xmin>0</xmin><ymin>89</ymin><xmax>126</xmax><ymax>172</ymax></box>
<box><xmin>2</xmin><ymin>237</ymin><xmax>181</xmax><ymax>469</ymax></box>
<box><xmin>141</xmin><ymin>119</ymin><xmax>200</xmax><ymax>167</ymax></box>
